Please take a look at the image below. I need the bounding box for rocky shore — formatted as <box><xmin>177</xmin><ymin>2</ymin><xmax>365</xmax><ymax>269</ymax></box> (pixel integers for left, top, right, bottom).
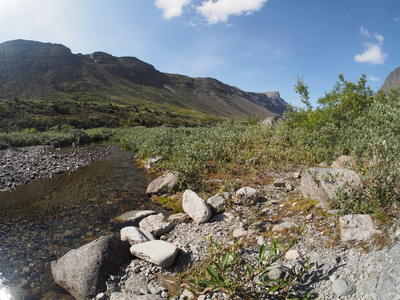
<box><xmin>48</xmin><ymin>155</ymin><xmax>400</xmax><ymax>300</ymax></box>
<box><xmin>0</xmin><ymin>144</ymin><xmax>113</xmax><ymax>191</ymax></box>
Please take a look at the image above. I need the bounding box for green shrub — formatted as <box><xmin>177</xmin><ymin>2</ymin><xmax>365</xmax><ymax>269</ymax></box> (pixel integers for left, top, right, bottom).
<box><xmin>186</xmin><ymin>225</ymin><xmax>312</xmax><ymax>299</ymax></box>
<box><xmin>278</xmin><ymin>74</ymin><xmax>400</xmax><ymax>215</ymax></box>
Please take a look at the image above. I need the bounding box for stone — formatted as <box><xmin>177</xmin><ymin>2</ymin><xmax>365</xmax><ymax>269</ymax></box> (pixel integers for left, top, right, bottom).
<box><xmin>235</xmin><ymin>187</ymin><xmax>259</xmax><ymax>205</ymax></box>
<box><xmin>293</xmin><ymin>172</ymin><xmax>301</xmax><ymax>179</ymax></box>
<box><xmin>331</xmin><ymin>155</ymin><xmax>357</xmax><ymax>170</ymax></box>
<box><xmin>207</xmin><ymin>194</ymin><xmax>226</xmax><ymax>212</ymax></box>
<box><xmin>359</xmin><ymin>277</ymin><xmax>378</xmax><ymax>295</ymax></box>
<box><xmin>331</xmin><ymin>277</ymin><xmax>356</xmax><ymax>297</ymax></box>
<box><xmin>146</xmin><ymin>172</ymin><xmax>179</xmax><ymax>196</ymax></box>
<box><xmin>168</xmin><ymin>213</ymin><xmax>190</xmax><ymax>225</ymax></box>
<box><xmin>130</xmin><ymin>240</ymin><xmax>179</xmax><ymax>268</ymax></box>
<box><xmin>376</xmin><ymin>269</ymin><xmax>397</xmax><ymax>298</ymax></box>
<box><xmin>273</xmin><ymin>179</ymin><xmax>286</xmax><ymax>187</ymax></box>
<box><xmin>285</xmin><ymin>250</ymin><xmax>300</xmax><ymax>260</ymax></box>
<box><xmin>339</xmin><ymin>214</ymin><xmax>379</xmax><ymax>243</ymax></box>
<box><xmin>272</xmin><ymin>222</ymin><xmax>297</xmax><ymax>232</ymax></box>
<box><xmin>124</xmin><ymin>274</ymin><xmax>149</xmax><ymax>295</ymax></box>
<box><xmin>301</xmin><ymin>167</ymin><xmax>362</xmax><ymax>209</ymax></box>
<box><xmin>75</xmin><ymin>130</ymin><xmax>92</xmax><ymax>143</ymax></box>
<box><xmin>147</xmin><ymin>282</ymin><xmax>162</xmax><ymax>295</ymax></box>
<box><xmin>51</xmin><ymin>141</ymin><xmax>61</xmax><ymax>148</ymax></box>
<box><xmin>232</xmin><ymin>228</ymin><xmax>249</xmax><ymax>238</ymax></box>
<box><xmin>387</xmin><ymin>240</ymin><xmax>400</xmax><ymax>260</ymax></box>
<box><xmin>285</xmin><ymin>181</ymin><xmax>294</xmax><ymax>192</ymax></box>
<box><xmin>110</xmin><ymin>293</ymin><xmax>163</xmax><ymax>300</ymax></box>
<box><xmin>5</xmin><ymin>147</ymin><xmax>20</xmax><ymax>158</ymax></box>
<box><xmin>144</xmin><ymin>156</ymin><xmax>162</xmax><ymax>169</ymax></box>
<box><xmin>139</xmin><ymin>214</ymin><xmax>174</xmax><ymax>238</ymax></box>
<box><xmin>261</xmin><ymin>114</ymin><xmax>283</xmax><ymax>126</ymax></box>
<box><xmin>113</xmin><ymin>210</ymin><xmax>157</xmax><ymax>226</ymax></box>
<box><xmin>182</xmin><ymin>190</ymin><xmax>212</xmax><ymax>224</ymax></box>
<box><xmin>120</xmin><ymin>226</ymin><xmax>155</xmax><ymax>245</ymax></box>
<box><xmin>266</xmin><ymin>263</ymin><xmax>290</xmax><ymax>280</ymax></box>
<box><xmin>51</xmin><ymin>234</ymin><xmax>131</xmax><ymax>300</ymax></box>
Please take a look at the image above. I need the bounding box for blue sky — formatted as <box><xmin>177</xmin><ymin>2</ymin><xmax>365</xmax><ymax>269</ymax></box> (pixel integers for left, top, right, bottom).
<box><xmin>0</xmin><ymin>0</ymin><xmax>399</xmax><ymax>107</ymax></box>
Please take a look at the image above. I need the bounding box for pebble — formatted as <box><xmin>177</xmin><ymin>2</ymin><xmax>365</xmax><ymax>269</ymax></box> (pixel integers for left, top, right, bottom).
<box><xmin>0</xmin><ymin>145</ymin><xmax>112</xmax><ymax>191</ymax></box>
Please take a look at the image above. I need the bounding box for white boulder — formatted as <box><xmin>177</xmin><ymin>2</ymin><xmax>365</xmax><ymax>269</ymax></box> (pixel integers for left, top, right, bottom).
<box><xmin>130</xmin><ymin>240</ymin><xmax>179</xmax><ymax>268</ymax></box>
<box><xmin>182</xmin><ymin>190</ymin><xmax>212</xmax><ymax>224</ymax></box>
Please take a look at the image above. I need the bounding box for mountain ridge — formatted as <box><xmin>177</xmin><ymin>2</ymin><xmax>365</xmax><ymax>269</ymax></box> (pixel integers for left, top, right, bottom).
<box><xmin>0</xmin><ymin>39</ymin><xmax>288</xmax><ymax>129</ymax></box>
<box><xmin>380</xmin><ymin>66</ymin><xmax>400</xmax><ymax>97</ymax></box>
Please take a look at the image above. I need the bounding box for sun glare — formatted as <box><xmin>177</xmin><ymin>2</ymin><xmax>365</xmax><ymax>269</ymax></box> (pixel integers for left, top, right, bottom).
<box><xmin>0</xmin><ymin>275</ymin><xmax>12</xmax><ymax>300</ymax></box>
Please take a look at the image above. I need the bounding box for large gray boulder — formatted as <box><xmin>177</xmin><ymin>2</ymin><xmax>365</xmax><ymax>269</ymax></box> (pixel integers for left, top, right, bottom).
<box><xmin>146</xmin><ymin>172</ymin><xmax>179</xmax><ymax>196</ymax></box>
<box><xmin>51</xmin><ymin>234</ymin><xmax>131</xmax><ymax>300</ymax></box>
<box><xmin>130</xmin><ymin>240</ymin><xmax>179</xmax><ymax>268</ymax></box>
<box><xmin>339</xmin><ymin>214</ymin><xmax>379</xmax><ymax>243</ymax></box>
<box><xmin>182</xmin><ymin>190</ymin><xmax>212</xmax><ymax>224</ymax></box>
<box><xmin>139</xmin><ymin>213</ymin><xmax>174</xmax><ymax>237</ymax></box>
<box><xmin>301</xmin><ymin>167</ymin><xmax>361</xmax><ymax>209</ymax></box>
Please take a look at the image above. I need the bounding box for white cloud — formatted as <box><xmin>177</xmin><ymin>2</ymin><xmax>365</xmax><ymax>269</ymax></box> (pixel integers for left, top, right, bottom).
<box><xmin>360</xmin><ymin>26</ymin><xmax>371</xmax><ymax>38</ymax></box>
<box><xmin>354</xmin><ymin>27</ymin><xmax>387</xmax><ymax>65</ymax></box>
<box><xmin>394</xmin><ymin>17</ymin><xmax>400</xmax><ymax>24</ymax></box>
<box><xmin>354</xmin><ymin>43</ymin><xmax>387</xmax><ymax>64</ymax></box>
<box><xmin>368</xmin><ymin>76</ymin><xmax>380</xmax><ymax>82</ymax></box>
<box><xmin>196</xmin><ymin>0</ymin><xmax>268</xmax><ymax>24</ymax></box>
<box><xmin>155</xmin><ymin>0</ymin><xmax>191</xmax><ymax>19</ymax></box>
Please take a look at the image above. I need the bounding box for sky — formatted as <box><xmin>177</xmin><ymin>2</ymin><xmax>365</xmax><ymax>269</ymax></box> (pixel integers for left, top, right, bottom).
<box><xmin>0</xmin><ymin>0</ymin><xmax>399</xmax><ymax>107</ymax></box>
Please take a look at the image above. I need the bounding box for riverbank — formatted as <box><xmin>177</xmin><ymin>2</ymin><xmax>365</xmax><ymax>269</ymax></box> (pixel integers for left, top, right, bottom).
<box><xmin>97</xmin><ymin>169</ymin><xmax>400</xmax><ymax>300</ymax></box>
<box><xmin>0</xmin><ymin>144</ymin><xmax>113</xmax><ymax>191</ymax></box>
<box><xmin>45</xmin><ymin>155</ymin><xmax>400</xmax><ymax>300</ymax></box>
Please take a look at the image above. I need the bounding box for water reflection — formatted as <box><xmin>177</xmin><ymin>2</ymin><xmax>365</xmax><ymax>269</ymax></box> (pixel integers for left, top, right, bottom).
<box><xmin>0</xmin><ymin>146</ymin><xmax>165</xmax><ymax>299</ymax></box>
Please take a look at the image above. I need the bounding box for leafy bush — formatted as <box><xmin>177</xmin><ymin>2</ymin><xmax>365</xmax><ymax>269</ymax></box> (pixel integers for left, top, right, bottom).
<box><xmin>185</xmin><ymin>225</ymin><xmax>312</xmax><ymax>299</ymax></box>
<box><xmin>0</xmin><ymin>130</ymin><xmax>76</xmax><ymax>149</ymax></box>
<box><xmin>115</xmin><ymin>123</ymin><xmax>278</xmax><ymax>189</ymax></box>
<box><xmin>279</xmin><ymin>74</ymin><xmax>400</xmax><ymax>215</ymax></box>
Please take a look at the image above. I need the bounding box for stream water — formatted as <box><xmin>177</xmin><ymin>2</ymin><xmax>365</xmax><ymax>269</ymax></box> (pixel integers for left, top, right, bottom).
<box><xmin>0</xmin><ymin>146</ymin><xmax>166</xmax><ymax>299</ymax></box>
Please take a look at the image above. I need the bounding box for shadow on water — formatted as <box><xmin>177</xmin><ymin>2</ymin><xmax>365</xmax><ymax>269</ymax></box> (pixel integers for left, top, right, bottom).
<box><xmin>0</xmin><ymin>146</ymin><xmax>166</xmax><ymax>299</ymax></box>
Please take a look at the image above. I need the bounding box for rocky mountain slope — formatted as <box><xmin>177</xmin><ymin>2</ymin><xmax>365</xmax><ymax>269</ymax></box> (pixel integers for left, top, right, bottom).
<box><xmin>0</xmin><ymin>39</ymin><xmax>287</xmax><ymax>129</ymax></box>
<box><xmin>380</xmin><ymin>66</ymin><xmax>400</xmax><ymax>98</ymax></box>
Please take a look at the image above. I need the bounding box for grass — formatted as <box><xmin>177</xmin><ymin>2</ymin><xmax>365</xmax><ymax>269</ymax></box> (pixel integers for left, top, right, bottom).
<box><xmin>2</xmin><ymin>74</ymin><xmax>399</xmax><ymax>217</ymax></box>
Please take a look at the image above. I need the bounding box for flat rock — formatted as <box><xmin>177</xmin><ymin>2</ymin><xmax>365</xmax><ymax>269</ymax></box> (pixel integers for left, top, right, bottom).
<box><xmin>301</xmin><ymin>167</ymin><xmax>361</xmax><ymax>209</ymax></box>
<box><xmin>285</xmin><ymin>250</ymin><xmax>300</xmax><ymax>260</ymax></box>
<box><xmin>51</xmin><ymin>234</ymin><xmax>131</xmax><ymax>300</ymax></box>
<box><xmin>182</xmin><ymin>190</ymin><xmax>212</xmax><ymax>224</ymax></box>
<box><xmin>113</xmin><ymin>210</ymin><xmax>157</xmax><ymax>226</ymax></box>
<box><xmin>235</xmin><ymin>187</ymin><xmax>259</xmax><ymax>205</ymax></box>
<box><xmin>120</xmin><ymin>226</ymin><xmax>155</xmax><ymax>245</ymax></box>
<box><xmin>168</xmin><ymin>213</ymin><xmax>190</xmax><ymax>225</ymax></box>
<box><xmin>207</xmin><ymin>194</ymin><xmax>226</xmax><ymax>212</ymax></box>
<box><xmin>146</xmin><ymin>172</ymin><xmax>179</xmax><ymax>196</ymax></box>
<box><xmin>130</xmin><ymin>240</ymin><xmax>179</xmax><ymax>268</ymax></box>
<box><xmin>339</xmin><ymin>214</ymin><xmax>379</xmax><ymax>243</ymax></box>
<box><xmin>139</xmin><ymin>213</ymin><xmax>174</xmax><ymax>237</ymax></box>
<box><xmin>272</xmin><ymin>221</ymin><xmax>297</xmax><ymax>232</ymax></box>
<box><xmin>331</xmin><ymin>277</ymin><xmax>356</xmax><ymax>297</ymax></box>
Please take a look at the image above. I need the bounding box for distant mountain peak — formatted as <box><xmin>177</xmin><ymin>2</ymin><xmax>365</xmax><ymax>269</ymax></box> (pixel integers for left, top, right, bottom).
<box><xmin>0</xmin><ymin>39</ymin><xmax>288</xmax><ymax>127</ymax></box>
